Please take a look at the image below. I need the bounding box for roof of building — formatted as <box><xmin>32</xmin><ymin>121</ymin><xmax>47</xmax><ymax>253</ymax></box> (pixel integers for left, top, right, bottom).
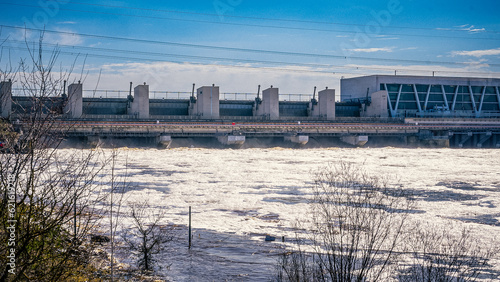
<box><xmin>342</xmin><ymin>75</ymin><xmax>500</xmax><ymax>83</ymax></box>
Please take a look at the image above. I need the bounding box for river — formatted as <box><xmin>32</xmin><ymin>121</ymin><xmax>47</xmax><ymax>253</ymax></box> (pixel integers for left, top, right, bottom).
<box><xmin>81</xmin><ymin>147</ymin><xmax>500</xmax><ymax>281</ymax></box>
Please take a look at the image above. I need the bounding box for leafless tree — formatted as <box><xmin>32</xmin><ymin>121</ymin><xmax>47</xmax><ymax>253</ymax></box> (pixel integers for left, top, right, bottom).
<box><xmin>0</xmin><ymin>33</ymin><xmax>109</xmax><ymax>281</ymax></box>
<box><xmin>122</xmin><ymin>201</ymin><xmax>172</xmax><ymax>273</ymax></box>
<box><xmin>275</xmin><ymin>162</ymin><xmax>414</xmax><ymax>282</ymax></box>
<box><xmin>398</xmin><ymin>222</ymin><xmax>498</xmax><ymax>282</ymax></box>
<box><xmin>107</xmin><ymin>149</ymin><xmax>130</xmax><ymax>281</ymax></box>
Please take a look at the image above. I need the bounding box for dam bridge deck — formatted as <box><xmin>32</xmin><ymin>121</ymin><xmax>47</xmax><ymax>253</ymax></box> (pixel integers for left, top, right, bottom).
<box><xmin>39</xmin><ymin>118</ymin><xmax>500</xmax><ymax>148</ymax></box>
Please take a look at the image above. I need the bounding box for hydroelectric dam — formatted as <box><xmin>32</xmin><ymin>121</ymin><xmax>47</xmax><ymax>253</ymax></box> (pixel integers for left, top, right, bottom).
<box><xmin>1</xmin><ymin>74</ymin><xmax>500</xmax><ymax>148</ymax></box>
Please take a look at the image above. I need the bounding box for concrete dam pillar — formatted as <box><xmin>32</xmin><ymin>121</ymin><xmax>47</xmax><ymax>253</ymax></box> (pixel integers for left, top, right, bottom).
<box><xmin>255</xmin><ymin>86</ymin><xmax>279</xmax><ymax>120</ymax></box>
<box><xmin>158</xmin><ymin>135</ymin><xmax>172</xmax><ymax>148</ymax></box>
<box><xmin>284</xmin><ymin>135</ymin><xmax>309</xmax><ymax>145</ymax></box>
<box><xmin>311</xmin><ymin>88</ymin><xmax>335</xmax><ymax>120</ymax></box>
<box><xmin>129</xmin><ymin>83</ymin><xmax>150</xmax><ymax>119</ymax></box>
<box><xmin>65</xmin><ymin>82</ymin><xmax>83</xmax><ymax>118</ymax></box>
<box><xmin>362</xmin><ymin>90</ymin><xmax>389</xmax><ymax>118</ymax></box>
<box><xmin>217</xmin><ymin>135</ymin><xmax>245</xmax><ymax>146</ymax></box>
<box><xmin>341</xmin><ymin>135</ymin><xmax>368</xmax><ymax>147</ymax></box>
<box><xmin>192</xmin><ymin>85</ymin><xmax>220</xmax><ymax>119</ymax></box>
<box><xmin>0</xmin><ymin>80</ymin><xmax>12</xmax><ymax>118</ymax></box>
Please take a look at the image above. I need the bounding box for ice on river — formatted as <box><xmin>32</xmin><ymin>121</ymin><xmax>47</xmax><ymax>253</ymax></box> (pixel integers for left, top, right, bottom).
<box><xmin>78</xmin><ymin>147</ymin><xmax>500</xmax><ymax>281</ymax></box>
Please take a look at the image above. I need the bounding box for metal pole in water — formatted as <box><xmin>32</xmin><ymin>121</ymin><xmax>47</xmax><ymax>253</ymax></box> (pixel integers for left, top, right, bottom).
<box><xmin>188</xmin><ymin>206</ymin><xmax>192</xmax><ymax>249</ymax></box>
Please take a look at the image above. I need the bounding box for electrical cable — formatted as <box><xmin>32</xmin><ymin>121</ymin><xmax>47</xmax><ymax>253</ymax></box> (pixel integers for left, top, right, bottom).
<box><xmin>2</xmin><ymin>25</ymin><xmax>499</xmax><ymax>69</ymax></box>
<box><xmin>6</xmin><ymin>39</ymin><xmax>500</xmax><ymax>74</ymax></box>
<box><xmin>3</xmin><ymin>44</ymin><xmax>499</xmax><ymax>78</ymax></box>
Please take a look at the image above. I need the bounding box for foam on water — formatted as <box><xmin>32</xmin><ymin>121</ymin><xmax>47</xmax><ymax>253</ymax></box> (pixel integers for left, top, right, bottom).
<box><xmin>76</xmin><ymin>147</ymin><xmax>500</xmax><ymax>281</ymax></box>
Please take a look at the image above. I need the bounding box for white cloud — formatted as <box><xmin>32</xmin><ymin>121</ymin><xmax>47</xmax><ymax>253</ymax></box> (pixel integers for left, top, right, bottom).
<box><xmin>7</xmin><ymin>28</ymin><xmax>34</xmax><ymax>42</ymax></box>
<box><xmin>373</xmin><ymin>35</ymin><xmax>400</xmax><ymax>40</ymax></box>
<box><xmin>88</xmin><ymin>42</ymin><xmax>103</xmax><ymax>48</ymax></box>
<box><xmin>8</xmin><ymin>60</ymin><xmax>499</xmax><ymax>100</ymax></box>
<box><xmin>57</xmin><ymin>21</ymin><xmax>77</xmax><ymax>25</ymax></box>
<box><xmin>349</xmin><ymin>47</ymin><xmax>394</xmax><ymax>53</ymax></box>
<box><xmin>81</xmin><ymin>61</ymin><xmax>337</xmax><ymax>95</ymax></box>
<box><xmin>5</xmin><ymin>27</ymin><xmax>83</xmax><ymax>46</ymax></box>
<box><xmin>44</xmin><ymin>29</ymin><xmax>83</xmax><ymax>45</ymax></box>
<box><xmin>78</xmin><ymin>60</ymin><xmax>499</xmax><ymax>99</ymax></box>
<box><xmin>400</xmin><ymin>47</ymin><xmax>418</xmax><ymax>51</ymax></box>
<box><xmin>457</xmin><ymin>24</ymin><xmax>486</xmax><ymax>33</ymax></box>
<box><xmin>451</xmin><ymin>48</ymin><xmax>500</xmax><ymax>58</ymax></box>
<box><xmin>438</xmin><ymin>24</ymin><xmax>486</xmax><ymax>33</ymax></box>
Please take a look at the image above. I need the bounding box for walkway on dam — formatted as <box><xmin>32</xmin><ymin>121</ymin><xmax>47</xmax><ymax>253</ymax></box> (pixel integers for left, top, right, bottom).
<box><xmin>51</xmin><ymin>119</ymin><xmax>500</xmax><ymax>134</ymax></box>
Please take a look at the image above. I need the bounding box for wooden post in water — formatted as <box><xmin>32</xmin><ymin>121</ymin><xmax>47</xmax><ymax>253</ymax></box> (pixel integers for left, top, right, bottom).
<box><xmin>188</xmin><ymin>206</ymin><xmax>192</xmax><ymax>249</ymax></box>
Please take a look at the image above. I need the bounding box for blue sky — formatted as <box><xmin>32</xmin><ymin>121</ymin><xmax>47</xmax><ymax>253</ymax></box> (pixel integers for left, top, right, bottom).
<box><xmin>1</xmin><ymin>0</ymin><xmax>499</xmax><ymax>95</ymax></box>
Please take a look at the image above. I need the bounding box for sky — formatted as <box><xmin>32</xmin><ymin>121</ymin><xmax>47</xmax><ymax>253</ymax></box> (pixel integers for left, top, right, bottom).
<box><xmin>0</xmin><ymin>0</ymin><xmax>499</xmax><ymax>97</ymax></box>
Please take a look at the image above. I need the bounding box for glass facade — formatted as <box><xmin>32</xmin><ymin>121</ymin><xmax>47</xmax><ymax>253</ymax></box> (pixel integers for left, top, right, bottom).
<box><xmin>380</xmin><ymin>83</ymin><xmax>500</xmax><ymax>117</ymax></box>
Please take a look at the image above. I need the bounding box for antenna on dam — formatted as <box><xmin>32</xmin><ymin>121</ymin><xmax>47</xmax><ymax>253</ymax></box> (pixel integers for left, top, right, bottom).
<box><xmin>255</xmin><ymin>85</ymin><xmax>262</xmax><ymax>110</ymax></box>
<box><xmin>62</xmin><ymin>80</ymin><xmax>67</xmax><ymax>99</ymax></box>
<box><xmin>127</xmin><ymin>82</ymin><xmax>134</xmax><ymax>105</ymax></box>
<box><xmin>190</xmin><ymin>83</ymin><xmax>196</xmax><ymax>103</ymax></box>
<box><xmin>311</xmin><ymin>86</ymin><xmax>318</xmax><ymax>111</ymax></box>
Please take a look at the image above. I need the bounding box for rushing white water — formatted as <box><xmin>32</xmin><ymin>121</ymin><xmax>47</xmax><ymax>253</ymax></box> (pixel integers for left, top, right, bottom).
<box><xmin>83</xmin><ymin>147</ymin><xmax>500</xmax><ymax>281</ymax></box>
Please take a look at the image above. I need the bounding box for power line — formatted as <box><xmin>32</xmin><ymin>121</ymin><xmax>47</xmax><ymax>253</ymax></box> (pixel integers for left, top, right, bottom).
<box><xmin>6</xmin><ymin>39</ymin><xmax>500</xmax><ymax>74</ymax></box>
<box><xmin>3</xmin><ymin>43</ymin><xmax>500</xmax><ymax>78</ymax></box>
<box><xmin>2</xmin><ymin>2</ymin><xmax>499</xmax><ymax>41</ymax></box>
<box><xmin>6</xmin><ymin>39</ymin><xmax>343</xmax><ymax>69</ymax></box>
<box><xmin>1</xmin><ymin>45</ymin><xmax>342</xmax><ymax>75</ymax></box>
<box><xmin>3</xmin><ymin>25</ymin><xmax>499</xmax><ymax>69</ymax></box>
<box><xmin>54</xmin><ymin>1</ymin><xmax>500</xmax><ymax>35</ymax></box>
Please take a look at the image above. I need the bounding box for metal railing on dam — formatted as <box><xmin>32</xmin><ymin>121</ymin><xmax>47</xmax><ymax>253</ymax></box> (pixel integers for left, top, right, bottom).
<box><xmin>75</xmin><ymin>114</ymin><xmax>405</xmax><ymax>123</ymax></box>
<box><xmin>11</xmin><ymin>89</ymin><xmax>313</xmax><ymax>101</ymax></box>
<box><xmin>82</xmin><ymin>90</ymin><xmax>312</xmax><ymax>101</ymax></box>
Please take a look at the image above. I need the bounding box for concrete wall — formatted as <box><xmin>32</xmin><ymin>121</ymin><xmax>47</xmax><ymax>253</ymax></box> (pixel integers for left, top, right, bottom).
<box><xmin>194</xmin><ymin>85</ymin><xmax>220</xmax><ymax>119</ymax></box>
<box><xmin>255</xmin><ymin>87</ymin><xmax>279</xmax><ymax>119</ymax></box>
<box><xmin>318</xmin><ymin>88</ymin><xmax>335</xmax><ymax>120</ymax></box>
<box><xmin>362</xmin><ymin>90</ymin><xmax>389</xmax><ymax>117</ymax></box>
<box><xmin>130</xmin><ymin>84</ymin><xmax>150</xmax><ymax>119</ymax></box>
<box><xmin>341</xmin><ymin>76</ymin><xmax>378</xmax><ymax>100</ymax></box>
<box><xmin>65</xmin><ymin>82</ymin><xmax>83</xmax><ymax>118</ymax></box>
<box><xmin>83</xmin><ymin>98</ymin><xmax>129</xmax><ymax>115</ymax></box>
<box><xmin>0</xmin><ymin>80</ymin><xmax>12</xmax><ymax>118</ymax></box>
